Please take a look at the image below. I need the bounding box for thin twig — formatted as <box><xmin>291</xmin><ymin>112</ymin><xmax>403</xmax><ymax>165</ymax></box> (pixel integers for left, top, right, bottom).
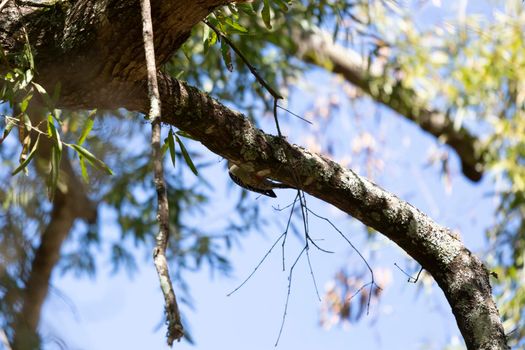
<box><xmin>394</xmin><ymin>263</ymin><xmax>423</xmax><ymax>283</ymax></box>
<box><xmin>227</xmin><ymin>232</ymin><xmax>286</xmax><ymax>297</ymax></box>
<box><xmin>275</xmin><ymin>246</ymin><xmax>306</xmax><ymax>347</ymax></box>
<box><xmin>273</xmin><ymin>99</ymin><xmax>283</xmax><ymax>138</ymax></box>
<box><xmin>204</xmin><ymin>20</ymin><xmax>283</xmax><ymax>100</ymax></box>
<box><xmin>307</xmin><ymin>208</ymin><xmax>377</xmax><ymax>315</ymax></box>
<box><xmin>347</xmin><ymin>281</ymin><xmax>374</xmax><ymax>302</ymax></box>
<box><xmin>305</xmin><ymin>246</ymin><xmax>321</xmax><ymax>301</ymax></box>
<box><xmin>140</xmin><ymin>0</ymin><xmax>183</xmax><ymax>344</ymax></box>
<box><xmin>204</xmin><ymin>20</ymin><xmax>284</xmax><ymax>136</ymax></box>
<box><xmin>276</xmin><ymin>105</ymin><xmax>313</xmax><ymax>125</ymax></box>
<box><xmin>281</xmin><ymin>193</ymin><xmax>300</xmax><ymax>271</ymax></box>
<box><xmin>296</xmin><ymin>192</ymin><xmax>321</xmax><ymax>302</ymax></box>
<box><xmin>298</xmin><ymin>190</ymin><xmax>332</xmax><ymax>253</ymax></box>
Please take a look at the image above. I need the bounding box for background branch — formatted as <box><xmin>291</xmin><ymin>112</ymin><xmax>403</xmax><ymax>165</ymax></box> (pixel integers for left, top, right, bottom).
<box><xmin>12</xmin><ymin>118</ymin><xmax>97</xmax><ymax>348</ymax></box>
<box><xmin>290</xmin><ymin>27</ymin><xmax>484</xmax><ymax>182</ymax></box>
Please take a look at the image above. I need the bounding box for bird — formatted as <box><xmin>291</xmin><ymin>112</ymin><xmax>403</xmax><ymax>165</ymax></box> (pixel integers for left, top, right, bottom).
<box><xmin>227</xmin><ymin>160</ymin><xmax>295</xmax><ymax>198</ymax></box>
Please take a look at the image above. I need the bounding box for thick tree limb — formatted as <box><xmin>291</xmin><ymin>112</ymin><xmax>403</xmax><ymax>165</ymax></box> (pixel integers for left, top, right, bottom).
<box><xmin>92</xmin><ymin>75</ymin><xmax>504</xmax><ymax>350</ymax></box>
<box><xmin>290</xmin><ymin>28</ymin><xmax>484</xmax><ymax>182</ymax></box>
<box><xmin>0</xmin><ymin>1</ymin><xmax>507</xmax><ymax>349</ymax></box>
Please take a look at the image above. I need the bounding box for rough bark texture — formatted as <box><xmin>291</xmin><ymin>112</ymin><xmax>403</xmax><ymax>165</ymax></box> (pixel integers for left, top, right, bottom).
<box><xmin>0</xmin><ymin>1</ymin><xmax>508</xmax><ymax>349</ymax></box>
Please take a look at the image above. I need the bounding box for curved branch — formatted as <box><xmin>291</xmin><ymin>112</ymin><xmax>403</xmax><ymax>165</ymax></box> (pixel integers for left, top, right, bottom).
<box><xmin>291</xmin><ymin>28</ymin><xmax>484</xmax><ymax>182</ymax></box>
<box><xmin>104</xmin><ymin>75</ymin><xmax>505</xmax><ymax>350</ymax></box>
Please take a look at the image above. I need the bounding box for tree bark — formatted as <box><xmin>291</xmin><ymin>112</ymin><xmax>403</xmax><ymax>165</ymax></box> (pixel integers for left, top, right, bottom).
<box><xmin>0</xmin><ymin>1</ymin><xmax>508</xmax><ymax>349</ymax></box>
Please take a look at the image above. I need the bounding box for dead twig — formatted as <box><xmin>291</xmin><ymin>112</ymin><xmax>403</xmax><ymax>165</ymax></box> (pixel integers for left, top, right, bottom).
<box><xmin>140</xmin><ymin>0</ymin><xmax>183</xmax><ymax>344</ymax></box>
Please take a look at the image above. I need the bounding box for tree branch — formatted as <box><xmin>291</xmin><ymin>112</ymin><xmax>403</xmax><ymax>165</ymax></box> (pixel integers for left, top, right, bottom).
<box><xmin>140</xmin><ymin>0</ymin><xmax>183</xmax><ymax>344</ymax></box>
<box><xmin>290</xmin><ymin>28</ymin><xmax>484</xmax><ymax>182</ymax></box>
<box><xmin>11</xmin><ymin>103</ymin><xmax>97</xmax><ymax>348</ymax></box>
<box><xmin>12</xmin><ymin>155</ymin><xmax>97</xmax><ymax>349</ymax></box>
<box><xmin>113</xmin><ymin>75</ymin><xmax>506</xmax><ymax>349</ymax></box>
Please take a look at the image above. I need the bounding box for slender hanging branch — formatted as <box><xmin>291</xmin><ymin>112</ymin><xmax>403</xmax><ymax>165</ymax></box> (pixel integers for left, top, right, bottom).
<box><xmin>140</xmin><ymin>0</ymin><xmax>183</xmax><ymax>345</ymax></box>
<box><xmin>204</xmin><ymin>19</ymin><xmax>284</xmax><ymax>136</ymax></box>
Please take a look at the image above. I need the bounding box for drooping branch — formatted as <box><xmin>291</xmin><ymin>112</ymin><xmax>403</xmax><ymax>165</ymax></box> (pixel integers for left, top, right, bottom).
<box><xmin>140</xmin><ymin>0</ymin><xmax>183</xmax><ymax>344</ymax></box>
<box><xmin>289</xmin><ymin>28</ymin><xmax>485</xmax><ymax>182</ymax></box>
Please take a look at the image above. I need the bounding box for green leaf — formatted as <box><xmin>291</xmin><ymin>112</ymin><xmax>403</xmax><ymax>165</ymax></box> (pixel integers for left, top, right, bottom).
<box><xmin>203</xmin><ymin>31</ymin><xmax>218</xmax><ymax>55</ymax></box>
<box><xmin>24</xmin><ymin>42</ymin><xmax>34</xmax><ymax>70</ymax></box>
<box><xmin>175</xmin><ymin>134</ymin><xmax>198</xmax><ymax>176</ymax></box>
<box><xmin>202</xmin><ymin>24</ymin><xmax>210</xmax><ymax>44</ymax></box>
<box><xmin>78</xmin><ymin>109</ymin><xmax>97</xmax><ymax>145</ymax></box>
<box><xmin>31</xmin><ymin>81</ymin><xmax>46</xmax><ymax>95</ymax></box>
<box><xmin>20</xmin><ymin>69</ymin><xmax>33</xmax><ymax>90</ymax></box>
<box><xmin>175</xmin><ymin>130</ymin><xmax>198</xmax><ymax>141</ymax></box>
<box><xmin>19</xmin><ymin>93</ymin><xmax>32</xmax><ymax>113</ymax></box>
<box><xmin>32</xmin><ymin>82</ymin><xmax>54</xmax><ymax>110</ymax></box>
<box><xmin>49</xmin><ymin>142</ymin><xmax>62</xmax><ymax>199</ymax></box>
<box><xmin>12</xmin><ymin>134</ymin><xmax>40</xmax><ymax>176</ymax></box>
<box><xmin>222</xmin><ymin>17</ymin><xmax>248</xmax><ymax>34</ymax></box>
<box><xmin>168</xmin><ymin>129</ymin><xmax>176</xmax><ymax>167</ymax></box>
<box><xmin>262</xmin><ymin>0</ymin><xmax>272</xmax><ymax>30</ymax></box>
<box><xmin>79</xmin><ymin>156</ymin><xmax>89</xmax><ymax>183</ymax></box>
<box><xmin>46</xmin><ymin>115</ymin><xmax>63</xmax><ymax>196</ymax></box>
<box><xmin>221</xmin><ymin>40</ymin><xmax>234</xmax><ymax>72</ymax></box>
<box><xmin>274</xmin><ymin>0</ymin><xmax>290</xmax><ymax>12</ymax></box>
<box><xmin>69</xmin><ymin>144</ymin><xmax>114</xmax><ymax>176</ymax></box>
<box><xmin>47</xmin><ymin>114</ymin><xmax>63</xmax><ymax>153</ymax></box>
<box><xmin>0</xmin><ymin>117</ymin><xmax>16</xmax><ymax>144</ymax></box>
<box><xmin>22</xmin><ymin>113</ymin><xmax>31</xmax><ymax>132</ymax></box>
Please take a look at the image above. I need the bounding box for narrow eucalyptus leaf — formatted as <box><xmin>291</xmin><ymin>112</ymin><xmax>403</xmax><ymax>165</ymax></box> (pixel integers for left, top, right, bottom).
<box><xmin>70</xmin><ymin>144</ymin><xmax>114</xmax><ymax>175</ymax></box>
<box><xmin>262</xmin><ymin>0</ymin><xmax>272</xmax><ymax>29</ymax></box>
<box><xmin>79</xmin><ymin>156</ymin><xmax>89</xmax><ymax>183</ymax></box>
<box><xmin>175</xmin><ymin>135</ymin><xmax>198</xmax><ymax>176</ymax></box>
<box><xmin>78</xmin><ymin>110</ymin><xmax>97</xmax><ymax>145</ymax></box>
<box><xmin>220</xmin><ymin>40</ymin><xmax>234</xmax><ymax>72</ymax></box>
<box><xmin>168</xmin><ymin>129</ymin><xmax>176</xmax><ymax>167</ymax></box>
<box><xmin>12</xmin><ymin>134</ymin><xmax>40</xmax><ymax>176</ymax></box>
